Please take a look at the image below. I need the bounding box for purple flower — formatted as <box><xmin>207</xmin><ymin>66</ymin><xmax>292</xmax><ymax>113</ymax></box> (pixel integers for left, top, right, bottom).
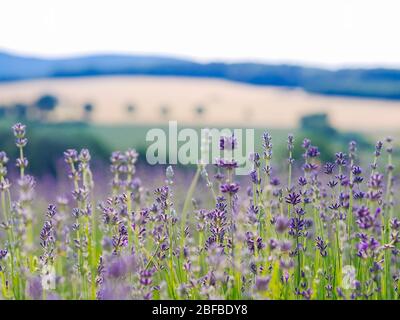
<box><xmin>315</xmin><ymin>237</ymin><xmax>327</xmax><ymax>257</ymax></box>
<box><xmin>64</xmin><ymin>149</ymin><xmax>78</xmax><ymax>164</ymax></box>
<box><xmin>255</xmin><ymin>276</ymin><xmax>270</xmax><ymax>291</ymax></box>
<box><xmin>112</xmin><ymin>222</ymin><xmax>129</xmax><ymax>254</ymax></box>
<box><xmin>0</xmin><ymin>249</ymin><xmax>7</xmax><ymax>259</ymax></box>
<box><xmin>215</xmin><ymin>158</ymin><xmax>238</xmax><ymax>169</ymax></box>
<box><xmin>298</xmin><ymin>176</ymin><xmax>307</xmax><ymax>186</ymax></box>
<box><xmin>374</xmin><ymin>141</ymin><xmax>383</xmax><ymax>157</ymax></box>
<box><xmin>107</xmin><ymin>258</ymin><xmax>128</xmax><ymax>278</ymax></box>
<box><xmin>0</xmin><ymin>178</ymin><xmax>11</xmax><ymax>191</ymax></box>
<box><xmin>220</xmin><ymin>182</ymin><xmax>240</xmax><ymax>195</ymax></box>
<box><xmin>287</xmin><ymin>134</ymin><xmax>294</xmax><ymax>151</ymax></box>
<box><xmin>335</xmin><ymin>152</ymin><xmax>347</xmax><ymax>166</ymax></box>
<box><xmin>356</xmin><ymin>206</ymin><xmax>381</xmax><ymax>230</ymax></box>
<box><xmin>302</xmin><ymin>138</ymin><xmax>311</xmax><ymax>149</ymax></box>
<box><xmin>306</xmin><ymin>146</ymin><xmax>320</xmax><ymax>158</ymax></box>
<box><xmin>16</xmin><ymin>157</ymin><xmax>28</xmax><ymax>169</ymax></box>
<box><xmin>369</xmin><ymin>173</ymin><xmax>384</xmax><ymax>189</ymax></box>
<box><xmin>352</xmin><ymin>165</ymin><xmax>362</xmax><ymax>176</ymax></box>
<box><xmin>27</xmin><ymin>276</ymin><xmax>43</xmax><ymax>300</ymax></box>
<box><xmin>280</xmin><ymin>240</ymin><xmax>292</xmax><ymax>252</ymax></box>
<box><xmin>0</xmin><ymin>151</ymin><xmax>9</xmax><ymax>165</ymax></box>
<box><xmin>324</xmin><ymin>162</ymin><xmax>335</xmax><ymax>175</ymax></box>
<box><xmin>275</xmin><ymin>215</ymin><xmax>290</xmax><ymax>233</ymax></box>
<box><xmin>250</xmin><ymin>152</ymin><xmax>261</xmax><ymax>168</ymax></box>
<box><xmin>12</xmin><ymin>123</ymin><xmax>26</xmax><ymax>138</ymax></box>
<box><xmin>46</xmin><ymin>204</ymin><xmax>57</xmax><ymax>218</ymax></box>
<box><xmin>270</xmin><ymin>177</ymin><xmax>280</xmax><ymax>186</ymax></box>
<box><xmin>79</xmin><ymin>149</ymin><xmax>91</xmax><ymax>162</ymax></box>
<box><xmin>390</xmin><ymin>218</ymin><xmax>400</xmax><ymax>230</ymax></box>
<box><xmin>285</xmin><ymin>192</ymin><xmax>301</xmax><ymax>206</ymax></box>
<box><xmin>219</xmin><ymin>135</ymin><xmax>237</xmax><ymax>150</ymax></box>
<box><xmin>250</xmin><ymin>170</ymin><xmax>261</xmax><ymax>185</ymax></box>
<box><xmin>140</xmin><ymin>268</ymin><xmax>156</xmax><ymax>286</ymax></box>
<box><xmin>289</xmin><ymin>217</ymin><xmax>305</xmax><ymax>237</ymax></box>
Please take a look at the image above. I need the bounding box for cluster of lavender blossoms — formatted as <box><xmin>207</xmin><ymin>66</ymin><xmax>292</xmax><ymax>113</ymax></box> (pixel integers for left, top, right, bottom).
<box><xmin>0</xmin><ymin>123</ymin><xmax>399</xmax><ymax>300</ymax></box>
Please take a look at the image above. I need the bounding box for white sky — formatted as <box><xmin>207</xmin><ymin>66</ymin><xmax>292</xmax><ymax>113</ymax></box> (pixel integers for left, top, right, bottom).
<box><xmin>1</xmin><ymin>0</ymin><xmax>399</xmax><ymax>68</ymax></box>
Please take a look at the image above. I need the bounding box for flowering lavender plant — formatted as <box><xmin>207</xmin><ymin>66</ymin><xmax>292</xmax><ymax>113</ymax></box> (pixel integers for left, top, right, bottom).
<box><xmin>0</xmin><ymin>123</ymin><xmax>398</xmax><ymax>300</ymax></box>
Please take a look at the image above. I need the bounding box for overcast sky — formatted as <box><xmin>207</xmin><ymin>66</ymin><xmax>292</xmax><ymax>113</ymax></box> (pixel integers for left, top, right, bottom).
<box><xmin>1</xmin><ymin>0</ymin><xmax>399</xmax><ymax>68</ymax></box>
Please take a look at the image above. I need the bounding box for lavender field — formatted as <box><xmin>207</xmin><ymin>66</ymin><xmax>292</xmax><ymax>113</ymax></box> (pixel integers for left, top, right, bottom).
<box><xmin>0</xmin><ymin>122</ymin><xmax>398</xmax><ymax>300</ymax></box>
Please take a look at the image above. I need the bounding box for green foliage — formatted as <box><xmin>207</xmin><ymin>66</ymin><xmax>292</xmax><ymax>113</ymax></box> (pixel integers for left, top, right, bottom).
<box><xmin>0</xmin><ymin>122</ymin><xmax>109</xmax><ymax>176</ymax></box>
<box><xmin>35</xmin><ymin>94</ymin><xmax>59</xmax><ymax>112</ymax></box>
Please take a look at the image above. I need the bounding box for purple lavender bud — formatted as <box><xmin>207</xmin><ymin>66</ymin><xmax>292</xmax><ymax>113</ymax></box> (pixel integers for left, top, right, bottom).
<box><xmin>79</xmin><ymin>149</ymin><xmax>91</xmax><ymax>162</ymax></box>
<box><xmin>0</xmin><ymin>151</ymin><xmax>8</xmax><ymax>165</ymax></box>
<box><xmin>390</xmin><ymin>218</ymin><xmax>400</xmax><ymax>230</ymax></box>
<box><xmin>0</xmin><ymin>249</ymin><xmax>7</xmax><ymax>259</ymax></box>
<box><xmin>255</xmin><ymin>276</ymin><xmax>270</xmax><ymax>291</ymax></box>
<box><xmin>16</xmin><ymin>157</ymin><xmax>28</xmax><ymax>169</ymax></box>
<box><xmin>64</xmin><ymin>149</ymin><xmax>78</xmax><ymax>164</ymax></box>
<box><xmin>302</xmin><ymin>138</ymin><xmax>311</xmax><ymax>149</ymax></box>
<box><xmin>315</xmin><ymin>236</ymin><xmax>328</xmax><ymax>257</ymax></box>
<box><xmin>125</xmin><ymin>148</ymin><xmax>139</xmax><ymax>164</ymax></box>
<box><xmin>269</xmin><ymin>238</ymin><xmax>278</xmax><ymax>250</ymax></box>
<box><xmin>18</xmin><ymin>174</ymin><xmax>36</xmax><ymax>190</ymax></box>
<box><xmin>107</xmin><ymin>257</ymin><xmax>128</xmax><ymax>278</ymax></box>
<box><xmin>112</xmin><ymin>222</ymin><xmax>129</xmax><ymax>253</ymax></box>
<box><xmin>369</xmin><ymin>173</ymin><xmax>384</xmax><ymax>189</ymax></box>
<box><xmin>285</xmin><ymin>192</ymin><xmax>301</xmax><ymax>206</ymax></box>
<box><xmin>72</xmin><ymin>188</ymin><xmax>89</xmax><ymax>202</ymax></box>
<box><xmin>220</xmin><ymin>182</ymin><xmax>240</xmax><ymax>195</ymax></box>
<box><xmin>15</xmin><ymin>137</ymin><xmax>28</xmax><ymax>148</ymax></box>
<box><xmin>335</xmin><ymin>152</ymin><xmax>347</xmax><ymax>166</ymax></box>
<box><xmin>324</xmin><ymin>162</ymin><xmax>335</xmax><ymax>175</ymax></box>
<box><xmin>219</xmin><ymin>135</ymin><xmax>237</xmax><ymax>150</ymax></box>
<box><xmin>262</xmin><ymin>132</ymin><xmax>272</xmax><ymax>148</ymax></box>
<box><xmin>256</xmin><ymin>237</ymin><xmax>264</xmax><ymax>250</ymax></box>
<box><xmin>215</xmin><ymin>158</ymin><xmax>238</xmax><ymax>169</ymax></box>
<box><xmin>46</xmin><ymin>204</ymin><xmax>57</xmax><ymax>218</ymax></box>
<box><xmin>140</xmin><ymin>268</ymin><xmax>155</xmax><ymax>286</ymax></box>
<box><xmin>298</xmin><ymin>176</ymin><xmax>307</xmax><ymax>186</ymax></box>
<box><xmin>275</xmin><ymin>215</ymin><xmax>290</xmax><ymax>233</ymax></box>
<box><xmin>295</xmin><ymin>207</ymin><xmax>305</xmax><ymax>216</ymax></box>
<box><xmin>289</xmin><ymin>217</ymin><xmax>305</xmax><ymax>237</ymax></box>
<box><xmin>27</xmin><ymin>276</ymin><xmax>43</xmax><ymax>300</ymax></box>
<box><xmin>349</xmin><ymin>140</ymin><xmax>357</xmax><ymax>155</ymax></box>
<box><xmin>374</xmin><ymin>141</ymin><xmax>383</xmax><ymax>157</ymax></box>
<box><xmin>280</xmin><ymin>240</ymin><xmax>292</xmax><ymax>252</ymax></box>
<box><xmin>250</xmin><ymin>152</ymin><xmax>261</xmax><ymax>168</ymax></box>
<box><xmin>327</xmin><ymin>180</ymin><xmax>338</xmax><ymax>188</ymax></box>
<box><xmin>250</xmin><ymin>170</ymin><xmax>261</xmax><ymax>185</ymax></box>
<box><xmin>270</xmin><ymin>177</ymin><xmax>280</xmax><ymax>186</ymax></box>
<box><xmin>352</xmin><ymin>165</ymin><xmax>362</xmax><ymax>176</ymax></box>
<box><xmin>306</xmin><ymin>146</ymin><xmax>320</xmax><ymax>158</ymax></box>
<box><xmin>287</xmin><ymin>134</ymin><xmax>294</xmax><ymax>151</ymax></box>
<box><xmin>12</xmin><ymin>123</ymin><xmax>26</xmax><ymax>138</ymax></box>
<box><xmin>0</xmin><ymin>178</ymin><xmax>11</xmax><ymax>191</ymax></box>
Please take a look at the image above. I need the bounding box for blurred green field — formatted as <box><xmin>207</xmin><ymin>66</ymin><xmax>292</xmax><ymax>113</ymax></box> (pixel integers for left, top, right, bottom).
<box><xmin>1</xmin><ymin>117</ymin><xmax>398</xmax><ymax>178</ymax></box>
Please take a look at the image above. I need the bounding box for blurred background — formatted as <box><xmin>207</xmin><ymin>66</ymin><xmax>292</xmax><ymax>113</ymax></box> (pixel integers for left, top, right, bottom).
<box><xmin>0</xmin><ymin>0</ymin><xmax>399</xmax><ymax>176</ymax></box>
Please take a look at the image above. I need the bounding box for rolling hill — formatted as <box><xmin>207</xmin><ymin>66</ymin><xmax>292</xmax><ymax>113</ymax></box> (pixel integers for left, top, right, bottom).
<box><xmin>2</xmin><ymin>51</ymin><xmax>400</xmax><ymax>100</ymax></box>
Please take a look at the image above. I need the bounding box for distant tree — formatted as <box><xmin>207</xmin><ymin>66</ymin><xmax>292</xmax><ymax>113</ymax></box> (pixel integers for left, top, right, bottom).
<box><xmin>13</xmin><ymin>103</ymin><xmax>28</xmax><ymax>119</ymax></box>
<box><xmin>0</xmin><ymin>106</ymin><xmax>6</xmax><ymax>119</ymax></box>
<box><xmin>127</xmin><ymin>104</ymin><xmax>136</xmax><ymax>114</ymax></box>
<box><xmin>160</xmin><ymin>105</ymin><xmax>169</xmax><ymax>117</ymax></box>
<box><xmin>300</xmin><ymin>113</ymin><xmax>337</xmax><ymax>136</ymax></box>
<box><xmin>83</xmin><ymin>103</ymin><xmax>94</xmax><ymax>122</ymax></box>
<box><xmin>195</xmin><ymin>104</ymin><xmax>205</xmax><ymax>116</ymax></box>
<box><xmin>35</xmin><ymin>94</ymin><xmax>59</xmax><ymax>121</ymax></box>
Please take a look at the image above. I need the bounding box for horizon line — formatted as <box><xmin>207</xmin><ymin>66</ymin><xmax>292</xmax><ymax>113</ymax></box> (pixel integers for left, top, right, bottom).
<box><xmin>2</xmin><ymin>47</ymin><xmax>400</xmax><ymax>71</ymax></box>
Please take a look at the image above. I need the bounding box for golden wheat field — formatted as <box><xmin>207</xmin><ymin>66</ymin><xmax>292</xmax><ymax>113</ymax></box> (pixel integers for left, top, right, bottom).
<box><xmin>0</xmin><ymin>76</ymin><xmax>400</xmax><ymax>131</ymax></box>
